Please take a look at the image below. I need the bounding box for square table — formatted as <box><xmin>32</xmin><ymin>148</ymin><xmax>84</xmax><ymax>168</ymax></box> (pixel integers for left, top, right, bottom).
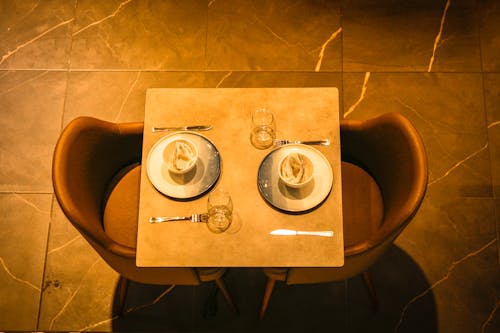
<box><xmin>136</xmin><ymin>88</ymin><xmax>344</xmax><ymax>267</ymax></box>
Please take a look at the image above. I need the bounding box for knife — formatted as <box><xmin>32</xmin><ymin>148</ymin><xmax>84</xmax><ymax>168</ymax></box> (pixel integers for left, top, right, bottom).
<box><xmin>152</xmin><ymin>125</ymin><xmax>212</xmax><ymax>132</ymax></box>
<box><xmin>270</xmin><ymin>229</ymin><xmax>334</xmax><ymax>237</ymax></box>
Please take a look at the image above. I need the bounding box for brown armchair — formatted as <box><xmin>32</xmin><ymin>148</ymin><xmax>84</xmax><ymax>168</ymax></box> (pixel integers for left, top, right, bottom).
<box><xmin>260</xmin><ymin>112</ymin><xmax>428</xmax><ymax>318</ymax></box>
<box><xmin>52</xmin><ymin>117</ymin><xmax>237</xmax><ymax>315</ymax></box>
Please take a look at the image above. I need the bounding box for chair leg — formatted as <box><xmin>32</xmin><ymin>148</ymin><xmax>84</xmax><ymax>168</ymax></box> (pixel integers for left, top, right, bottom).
<box><xmin>259</xmin><ymin>278</ymin><xmax>276</xmax><ymax>319</ymax></box>
<box><xmin>117</xmin><ymin>276</ymin><xmax>130</xmax><ymax>316</ymax></box>
<box><xmin>215</xmin><ymin>277</ymin><xmax>239</xmax><ymax>314</ymax></box>
<box><xmin>362</xmin><ymin>271</ymin><xmax>379</xmax><ymax>312</ymax></box>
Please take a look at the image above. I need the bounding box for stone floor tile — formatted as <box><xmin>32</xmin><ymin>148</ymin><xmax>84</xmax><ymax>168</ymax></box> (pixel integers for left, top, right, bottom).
<box><xmin>484</xmin><ymin>74</ymin><xmax>500</xmax><ymax>198</ymax></box>
<box><xmin>342</xmin><ymin>2</ymin><xmax>481</xmax><ymax>72</ymax></box>
<box><xmin>62</xmin><ymin>71</ymin><xmax>206</xmax><ymax>126</ymax></box>
<box><xmin>483</xmin><ymin>73</ymin><xmax>500</xmax><ymax>265</ymax></box>
<box><xmin>70</xmin><ymin>0</ymin><xmax>207</xmax><ymax>70</ymax></box>
<box><xmin>0</xmin><ymin>193</ymin><xmax>51</xmax><ymax>330</ymax></box>
<box><xmin>0</xmin><ymin>71</ymin><xmax>66</xmax><ymax>193</ymax></box>
<box><xmin>0</xmin><ymin>0</ymin><xmax>74</xmax><ymax>69</ymax></box>
<box><xmin>206</xmin><ymin>0</ymin><xmax>341</xmax><ymax>71</ymax></box>
<box><xmin>480</xmin><ymin>0</ymin><xmax>500</xmax><ymax>72</ymax></box>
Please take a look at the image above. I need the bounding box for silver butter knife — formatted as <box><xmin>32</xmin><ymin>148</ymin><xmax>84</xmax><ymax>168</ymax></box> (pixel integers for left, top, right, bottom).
<box><xmin>270</xmin><ymin>229</ymin><xmax>334</xmax><ymax>237</ymax></box>
<box><xmin>152</xmin><ymin>125</ymin><xmax>212</xmax><ymax>132</ymax></box>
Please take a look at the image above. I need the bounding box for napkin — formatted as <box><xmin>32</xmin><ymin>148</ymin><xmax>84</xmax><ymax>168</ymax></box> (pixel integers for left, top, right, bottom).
<box><xmin>172</xmin><ymin>141</ymin><xmax>196</xmax><ymax>171</ymax></box>
<box><xmin>280</xmin><ymin>153</ymin><xmax>307</xmax><ymax>184</ymax></box>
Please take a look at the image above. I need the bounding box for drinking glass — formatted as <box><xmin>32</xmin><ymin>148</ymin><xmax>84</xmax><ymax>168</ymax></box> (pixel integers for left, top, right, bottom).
<box><xmin>250</xmin><ymin>108</ymin><xmax>276</xmax><ymax>149</ymax></box>
<box><xmin>207</xmin><ymin>188</ymin><xmax>233</xmax><ymax>233</ymax></box>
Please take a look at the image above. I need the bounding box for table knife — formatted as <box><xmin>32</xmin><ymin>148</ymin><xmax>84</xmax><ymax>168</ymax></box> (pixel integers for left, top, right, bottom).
<box><xmin>270</xmin><ymin>229</ymin><xmax>334</xmax><ymax>237</ymax></box>
<box><xmin>152</xmin><ymin>125</ymin><xmax>212</xmax><ymax>132</ymax></box>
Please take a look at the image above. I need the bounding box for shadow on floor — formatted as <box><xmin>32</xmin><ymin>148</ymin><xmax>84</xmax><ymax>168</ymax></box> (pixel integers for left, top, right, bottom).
<box><xmin>109</xmin><ymin>246</ymin><xmax>436</xmax><ymax>332</ymax></box>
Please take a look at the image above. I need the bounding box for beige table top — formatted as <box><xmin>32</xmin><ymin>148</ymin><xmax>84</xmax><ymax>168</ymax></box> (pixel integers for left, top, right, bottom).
<box><xmin>136</xmin><ymin>88</ymin><xmax>344</xmax><ymax>267</ymax></box>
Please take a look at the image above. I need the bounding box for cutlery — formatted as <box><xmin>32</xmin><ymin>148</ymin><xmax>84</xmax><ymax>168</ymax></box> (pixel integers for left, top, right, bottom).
<box><xmin>149</xmin><ymin>213</ymin><xmax>208</xmax><ymax>223</ymax></box>
<box><xmin>273</xmin><ymin>139</ymin><xmax>330</xmax><ymax>146</ymax></box>
<box><xmin>152</xmin><ymin>125</ymin><xmax>212</xmax><ymax>132</ymax></box>
<box><xmin>270</xmin><ymin>229</ymin><xmax>334</xmax><ymax>237</ymax></box>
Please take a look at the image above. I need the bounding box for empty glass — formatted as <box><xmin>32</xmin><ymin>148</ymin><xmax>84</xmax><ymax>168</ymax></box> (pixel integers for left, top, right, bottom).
<box><xmin>207</xmin><ymin>188</ymin><xmax>233</xmax><ymax>233</ymax></box>
<box><xmin>250</xmin><ymin>108</ymin><xmax>276</xmax><ymax>149</ymax></box>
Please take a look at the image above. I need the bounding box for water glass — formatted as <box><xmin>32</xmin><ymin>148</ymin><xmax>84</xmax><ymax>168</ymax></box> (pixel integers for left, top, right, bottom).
<box><xmin>207</xmin><ymin>188</ymin><xmax>233</xmax><ymax>233</ymax></box>
<box><xmin>250</xmin><ymin>108</ymin><xmax>276</xmax><ymax>149</ymax></box>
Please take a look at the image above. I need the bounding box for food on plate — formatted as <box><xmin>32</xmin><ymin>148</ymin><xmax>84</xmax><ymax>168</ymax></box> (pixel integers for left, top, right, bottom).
<box><xmin>279</xmin><ymin>152</ymin><xmax>313</xmax><ymax>188</ymax></box>
<box><xmin>164</xmin><ymin>139</ymin><xmax>198</xmax><ymax>174</ymax></box>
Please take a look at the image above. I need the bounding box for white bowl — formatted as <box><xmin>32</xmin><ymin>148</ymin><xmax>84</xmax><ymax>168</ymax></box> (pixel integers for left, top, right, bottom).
<box><xmin>163</xmin><ymin>139</ymin><xmax>198</xmax><ymax>174</ymax></box>
<box><xmin>278</xmin><ymin>152</ymin><xmax>313</xmax><ymax>188</ymax></box>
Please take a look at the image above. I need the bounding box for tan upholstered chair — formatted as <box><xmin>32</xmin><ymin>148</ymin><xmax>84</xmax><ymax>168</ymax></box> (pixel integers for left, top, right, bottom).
<box><xmin>52</xmin><ymin>117</ymin><xmax>237</xmax><ymax>315</ymax></box>
<box><xmin>260</xmin><ymin>112</ymin><xmax>428</xmax><ymax>318</ymax></box>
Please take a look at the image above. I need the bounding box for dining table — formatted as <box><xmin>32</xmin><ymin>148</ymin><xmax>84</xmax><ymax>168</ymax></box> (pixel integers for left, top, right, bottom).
<box><xmin>136</xmin><ymin>87</ymin><xmax>344</xmax><ymax>267</ymax></box>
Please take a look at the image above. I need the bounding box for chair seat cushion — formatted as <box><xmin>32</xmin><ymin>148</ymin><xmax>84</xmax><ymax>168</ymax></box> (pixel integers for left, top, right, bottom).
<box><xmin>341</xmin><ymin>162</ymin><xmax>384</xmax><ymax>248</ymax></box>
<box><xmin>103</xmin><ymin>164</ymin><xmax>141</xmax><ymax>248</ymax></box>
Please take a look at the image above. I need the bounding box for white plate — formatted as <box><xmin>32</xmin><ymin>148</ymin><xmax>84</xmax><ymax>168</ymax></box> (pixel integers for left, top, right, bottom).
<box><xmin>146</xmin><ymin>132</ymin><xmax>221</xmax><ymax>199</ymax></box>
<box><xmin>257</xmin><ymin>144</ymin><xmax>333</xmax><ymax>212</ymax></box>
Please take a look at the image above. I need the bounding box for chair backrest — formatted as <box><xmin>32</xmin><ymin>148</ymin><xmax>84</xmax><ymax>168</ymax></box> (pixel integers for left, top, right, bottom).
<box><xmin>286</xmin><ymin>112</ymin><xmax>428</xmax><ymax>284</ymax></box>
<box><xmin>52</xmin><ymin>117</ymin><xmax>200</xmax><ymax>285</ymax></box>
<box><xmin>340</xmin><ymin>112</ymin><xmax>428</xmax><ymax>249</ymax></box>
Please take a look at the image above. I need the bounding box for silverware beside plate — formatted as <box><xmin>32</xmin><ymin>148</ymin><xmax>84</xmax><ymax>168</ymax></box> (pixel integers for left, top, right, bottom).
<box><xmin>270</xmin><ymin>229</ymin><xmax>333</xmax><ymax>237</ymax></box>
<box><xmin>152</xmin><ymin>125</ymin><xmax>212</xmax><ymax>132</ymax></box>
<box><xmin>149</xmin><ymin>213</ymin><xmax>208</xmax><ymax>223</ymax></box>
<box><xmin>274</xmin><ymin>139</ymin><xmax>330</xmax><ymax>146</ymax></box>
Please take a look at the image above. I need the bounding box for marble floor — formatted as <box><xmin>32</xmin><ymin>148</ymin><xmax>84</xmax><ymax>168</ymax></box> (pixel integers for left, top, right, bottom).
<box><xmin>0</xmin><ymin>0</ymin><xmax>499</xmax><ymax>332</ymax></box>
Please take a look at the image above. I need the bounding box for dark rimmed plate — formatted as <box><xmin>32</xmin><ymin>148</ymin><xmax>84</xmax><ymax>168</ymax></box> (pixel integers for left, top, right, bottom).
<box><xmin>147</xmin><ymin>132</ymin><xmax>221</xmax><ymax>199</ymax></box>
<box><xmin>257</xmin><ymin>144</ymin><xmax>333</xmax><ymax>212</ymax></box>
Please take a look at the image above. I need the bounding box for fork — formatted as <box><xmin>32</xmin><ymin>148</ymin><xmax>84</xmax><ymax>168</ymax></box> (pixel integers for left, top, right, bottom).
<box><xmin>273</xmin><ymin>139</ymin><xmax>330</xmax><ymax>146</ymax></box>
<box><xmin>149</xmin><ymin>213</ymin><xmax>208</xmax><ymax>223</ymax></box>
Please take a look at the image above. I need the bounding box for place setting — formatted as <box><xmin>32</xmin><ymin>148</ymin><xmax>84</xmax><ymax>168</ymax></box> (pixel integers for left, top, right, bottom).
<box><xmin>146</xmin><ymin>130</ymin><xmax>221</xmax><ymax>200</ymax></box>
<box><xmin>251</xmin><ymin>108</ymin><xmax>334</xmax><ymax>213</ymax></box>
<box><xmin>146</xmin><ymin>123</ymin><xmax>238</xmax><ymax>234</ymax></box>
<box><xmin>148</xmin><ymin>187</ymin><xmax>235</xmax><ymax>234</ymax></box>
